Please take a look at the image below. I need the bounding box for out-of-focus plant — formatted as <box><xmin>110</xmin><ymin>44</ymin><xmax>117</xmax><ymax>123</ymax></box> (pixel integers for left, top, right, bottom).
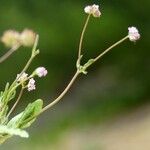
<box><xmin>0</xmin><ymin>4</ymin><xmax>140</xmax><ymax>144</ymax></box>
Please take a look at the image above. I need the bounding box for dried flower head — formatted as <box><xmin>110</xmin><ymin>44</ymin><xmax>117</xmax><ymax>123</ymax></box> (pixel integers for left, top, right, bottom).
<box><xmin>17</xmin><ymin>72</ymin><xmax>28</xmax><ymax>82</ymax></box>
<box><xmin>20</xmin><ymin>29</ymin><xmax>36</xmax><ymax>47</ymax></box>
<box><xmin>128</xmin><ymin>27</ymin><xmax>140</xmax><ymax>42</ymax></box>
<box><xmin>1</xmin><ymin>30</ymin><xmax>20</xmax><ymax>48</ymax></box>
<box><xmin>84</xmin><ymin>4</ymin><xmax>101</xmax><ymax>17</ymax></box>
<box><xmin>35</xmin><ymin>67</ymin><xmax>48</xmax><ymax>78</ymax></box>
<box><xmin>27</xmin><ymin>78</ymin><xmax>36</xmax><ymax>91</ymax></box>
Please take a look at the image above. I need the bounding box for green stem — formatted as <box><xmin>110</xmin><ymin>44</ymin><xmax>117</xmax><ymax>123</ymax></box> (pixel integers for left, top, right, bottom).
<box><xmin>94</xmin><ymin>36</ymin><xmax>129</xmax><ymax>62</ymax></box>
<box><xmin>0</xmin><ymin>44</ymin><xmax>20</xmax><ymax>64</ymax></box>
<box><xmin>10</xmin><ymin>35</ymin><xmax>39</xmax><ymax>88</ymax></box>
<box><xmin>41</xmin><ymin>71</ymin><xmax>80</xmax><ymax>114</ymax></box>
<box><xmin>78</xmin><ymin>15</ymin><xmax>91</xmax><ymax>64</ymax></box>
<box><xmin>21</xmin><ymin>71</ymin><xmax>80</xmax><ymax>124</ymax></box>
<box><xmin>77</xmin><ymin>36</ymin><xmax>129</xmax><ymax>74</ymax></box>
<box><xmin>4</xmin><ymin>35</ymin><xmax>39</xmax><ymax>104</ymax></box>
<box><xmin>7</xmin><ymin>88</ymin><xmax>24</xmax><ymax>118</ymax></box>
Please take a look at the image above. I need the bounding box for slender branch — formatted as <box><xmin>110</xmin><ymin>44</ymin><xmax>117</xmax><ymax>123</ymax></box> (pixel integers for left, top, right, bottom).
<box><xmin>4</xmin><ymin>35</ymin><xmax>39</xmax><ymax>104</ymax></box>
<box><xmin>78</xmin><ymin>15</ymin><xmax>91</xmax><ymax>62</ymax></box>
<box><xmin>0</xmin><ymin>44</ymin><xmax>20</xmax><ymax>64</ymax></box>
<box><xmin>78</xmin><ymin>36</ymin><xmax>129</xmax><ymax>74</ymax></box>
<box><xmin>94</xmin><ymin>36</ymin><xmax>129</xmax><ymax>62</ymax></box>
<box><xmin>9</xmin><ymin>35</ymin><xmax>39</xmax><ymax>89</ymax></box>
<box><xmin>40</xmin><ymin>71</ymin><xmax>80</xmax><ymax>114</ymax></box>
<box><xmin>22</xmin><ymin>71</ymin><xmax>80</xmax><ymax>124</ymax></box>
<box><xmin>7</xmin><ymin>88</ymin><xmax>24</xmax><ymax>118</ymax></box>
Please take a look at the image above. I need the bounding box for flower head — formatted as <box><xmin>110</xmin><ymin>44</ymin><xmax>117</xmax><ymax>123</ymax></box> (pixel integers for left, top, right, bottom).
<box><xmin>20</xmin><ymin>29</ymin><xmax>36</xmax><ymax>47</ymax></box>
<box><xmin>27</xmin><ymin>78</ymin><xmax>36</xmax><ymax>91</ymax></box>
<box><xmin>84</xmin><ymin>4</ymin><xmax>101</xmax><ymax>17</ymax></box>
<box><xmin>128</xmin><ymin>27</ymin><xmax>140</xmax><ymax>42</ymax></box>
<box><xmin>35</xmin><ymin>67</ymin><xmax>48</xmax><ymax>78</ymax></box>
<box><xmin>1</xmin><ymin>30</ymin><xmax>20</xmax><ymax>48</ymax></box>
<box><xmin>17</xmin><ymin>72</ymin><xmax>28</xmax><ymax>82</ymax></box>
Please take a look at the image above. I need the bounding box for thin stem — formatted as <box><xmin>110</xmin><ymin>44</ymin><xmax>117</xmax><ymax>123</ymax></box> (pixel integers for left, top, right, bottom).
<box><xmin>41</xmin><ymin>71</ymin><xmax>80</xmax><ymax>114</ymax></box>
<box><xmin>4</xmin><ymin>35</ymin><xmax>39</xmax><ymax>104</ymax></box>
<box><xmin>7</xmin><ymin>88</ymin><xmax>24</xmax><ymax>118</ymax></box>
<box><xmin>94</xmin><ymin>36</ymin><xmax>129</xmax><ymax>62</ymax></box>
<box><xmin>22</xmin><ymin>71</ymin><xmax>80</xmax><ymax>124</ymax></box>
<box><xmin>78</xmin><ymin>15</ymin><xmax>91</xmax><ymax>62</ymax></box>
<box><xmin>0</xmin><ymin>44</ymin><xmax>20</xmax><ymax>64</ymax></box>
<box><xmin>10</xmin><ymin>35</ymin><xmax>39</xmax><ymax>89</ymax></box>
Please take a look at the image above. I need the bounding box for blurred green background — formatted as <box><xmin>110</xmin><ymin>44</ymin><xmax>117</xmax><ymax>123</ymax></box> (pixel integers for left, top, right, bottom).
<box><xmin>0</xmin><ymin>0</ymin><xmax>150</xmax><ymax>150</ymax></box>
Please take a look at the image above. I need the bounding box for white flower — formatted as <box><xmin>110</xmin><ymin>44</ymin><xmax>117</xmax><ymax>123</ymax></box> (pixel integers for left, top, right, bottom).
<box><xmin>128</xmin><ymin>27</ymin><xmax>140</xmax><ymax>42</ymax></box>
<box><xmin>35</xmin><ymin>67</ymin><xmax>48</xmax><ymax>77</ymax></box>
<box><xmin>17</xmin><ymin>72</ymin><xmax>28</xmax><ymax>82</ymax></box>
<box><xmin>84</xmin><ymin>4</ymin><xmax>101</xmax><ymax>17</ymax></box>
<box><xmin>1</xmin><ymin>30</ymin><xmax>20</xmax><ymax>48</ymax></box>
<box><xmin>20</xmin><ymin>29</ymin><xmax>36</xmax><ymax>47</ymax></box>
<box><xmin>27</xmin><ymin>78</ymin><xmax>36</xmax><ymax>91</ymax></box>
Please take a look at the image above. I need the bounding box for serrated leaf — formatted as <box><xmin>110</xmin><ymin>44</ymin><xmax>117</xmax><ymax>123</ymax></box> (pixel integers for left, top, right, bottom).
<box><xmin>0</xmin><ymin>125</ymin><xmax>29</xmax><ymax>138</ymax></box>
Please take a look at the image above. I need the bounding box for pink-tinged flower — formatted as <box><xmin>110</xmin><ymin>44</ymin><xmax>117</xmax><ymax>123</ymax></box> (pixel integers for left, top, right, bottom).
<box><xmin>27</xmin><ymin>78</ymin><xmax>36</xmax><ymax>91</ymax></box>
<box><xmin>84</xmin><ymin>4</ymin><xmax>101</xmax><ymax>17</ymax></box>
<box><xmin>128</xmin><ymin>27</ymin><xmax>140</xmax><ymax>42</ymax></box>
<box><xmin>35</xmin><ymin>67</ymin><xmax>48</xmax><ymax>77</ymax></box>
<box><xmin>17</xmin><ymin>72</ymin><xmax>28</xmax><ymax>82</ymax></box>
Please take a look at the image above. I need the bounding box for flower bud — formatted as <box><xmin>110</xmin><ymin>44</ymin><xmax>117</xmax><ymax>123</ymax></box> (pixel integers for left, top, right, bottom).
<box><xmin>1</xmin><ymin>30</ymin><xmax>20</xmax><ymax>48</ymax></box>
<box><xmin>27</xmin><ymin>78</ymin><xmax>36</xmax><ymax>91</ymax></box>
<box><xmin>84</xmin><ymin>4</ymin><xmax>101</xmax><ymax>17</ymax></box>
<box><xmin>128</xmin><ymin>27</ymin><xmax>140</xmax><ymax>42</ymax></box>
<box><xmin>20</xmin><ymin>29</ymin><xmax>36</xmax><ymax>47</ymax></box>
<box><xmin>35</xmin><ymin>67</ymin><xmax>48</xmax><ymax>78</ymax></box>
<box><xmin>17</xmin><ymin>72</ymin><xmax>28</xmax><ymax>82</ymax></box>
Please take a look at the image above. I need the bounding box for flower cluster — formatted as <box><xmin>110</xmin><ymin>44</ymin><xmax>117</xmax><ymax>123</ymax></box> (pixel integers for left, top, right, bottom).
<box><xmin>17</xmin><ymin>67</ymin><xmax>48</xmax><ymax>92</ymax></box>
<box><xmin>128</xmin><ymin>27</ymin><xmax>140</xmax><ymax>42</ymax></box>
<box><xmin>84</xmin><ymin>4</ymin><xmax>101</xmax><ymax>17</ymax></box>
<box><xmin>27</xmin><ymin>78</ymin><xmax>36</xmax><ymax>91</ymax></box>
<box><xmin>1</xmin><ymin>29</ymin><xmax>36</xmax><ymax>48</ymax></box>
<box><xmin>35</xmin><ymin>67</ymin><xmax>48</xmax><ymax>78</ymax></box>
<box><xmin>17</xmin><ymin>72</ymin><xmax>28</xmax><ymax>82</ymax></box>
<box><xmin>1</xmin><ymin>30</ymin><xmax>20</xmax><ymax>48</ymax></box>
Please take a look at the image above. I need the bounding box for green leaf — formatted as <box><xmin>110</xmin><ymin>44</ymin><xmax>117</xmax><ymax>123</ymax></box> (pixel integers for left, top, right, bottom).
<box><xmin>7</xmin><ymin>113</ymin><xmax>23</xmax><ymax>128</ymax></box>
<box><xmin>0</xmin><ymin>82</ymin><xmax>9</xmax><ymax>103</ymax></box>
<box><xmin>8</xmin><ymin>99</ymin><xmax>43</xmax><ymax>129</ymax></box>
<box><xmin>8</xmin><ymin>90</ymin><xmax>16</xmax><ymax>102</ymax></box>
<box><xmin>0</xmin><ymin>125</ymin><xmax>29</xmax><ymax>138</ymax></box>
<box><xmin>0</xmin><ymin>82</ymin><xmax>16</xmax><ymax>104</ymax></box>
<box><xmin>0</xmin><ymin>106</ymin><xmax>8</xmax><ymax>124</ymax></box>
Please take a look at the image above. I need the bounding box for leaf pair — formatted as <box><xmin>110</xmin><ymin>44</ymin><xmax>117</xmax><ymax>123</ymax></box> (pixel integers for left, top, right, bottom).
<box><xmin>0</xmin><ymin>99</ymin><xmax>43</xmax><ymax>142</ymax></box>
<box><xmin>8</xmin><ymin>99</ymin><xmax>43</xmax><ymax>129</ymax></box>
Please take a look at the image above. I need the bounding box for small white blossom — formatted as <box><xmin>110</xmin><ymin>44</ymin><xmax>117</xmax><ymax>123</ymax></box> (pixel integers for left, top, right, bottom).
<box><xmin>27</xmin><ymin>78</ymin><xmax>36</xmax><ymax>91</ymax></box>
<box><xmin>17</xmin><ymin>72</ymin><xmax>28</xmax><ymax>82</ymax></box>
<box><xmin>84</xmin><ymin>4</ymin><xmax>101</xmax><ymax>17</ymax></box>
<box><xmin>128</xmin><ymin>27</ymin><xmax>140</xmax><ymax>42</ymax></box>
<box><xmin>35</xmin><ymin>67</ymin><xmax>48</xmax><ymax>77</ymax></box>
<box><xmin>1</xmin><ymin>30</ymin><xmax>20</xmax><ymax>48</ymax></box>
<box><xmin>20</xmin><ymin>29</ymin><xmax>36</xmax><ymax>47</ymax></box>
